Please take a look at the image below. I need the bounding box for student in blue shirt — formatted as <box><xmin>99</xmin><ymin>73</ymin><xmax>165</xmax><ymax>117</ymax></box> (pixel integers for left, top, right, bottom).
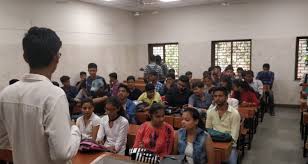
<box><xmin>256</xmin><ymin>63</ymin><xmax>275</xmax><ymax>116</ymax></box>
<box><xmin>117</xmin><ymin>83</ymin><xmax>137</xmax><ymax>124</ymax></box>
<box><xmin>188</xmin><ymin>81</ymin><xmax>213</xmax><ymax>114</ymax></box>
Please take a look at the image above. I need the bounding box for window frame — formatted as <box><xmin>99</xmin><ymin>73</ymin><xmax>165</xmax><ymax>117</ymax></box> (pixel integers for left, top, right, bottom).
<box><xmin>148</xmin><ymin>42</ymin><xmax>179</xmax><ymax>71</ymax></box>
<box><xmin>211</xmin><ymin>39</ymin><xmax>252</xmax><ymax>70</ymax></box>
<box><xmin>295</xmin><ymin>36</ymin><xmax>308</xmax><ymax>80</ymax></box>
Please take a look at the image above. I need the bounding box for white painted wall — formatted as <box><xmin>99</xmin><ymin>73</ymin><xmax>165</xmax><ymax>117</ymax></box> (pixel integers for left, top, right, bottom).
<box><xmin>1</xmin><ymin>0</ymin><xmax>307</xmax><ymax>105</ymax></box>
<box><xmin>135</xmin><ymin>1</ymin><xmax>308</xmax><ymax>105</ymax></box>
<box><xmin>0</xmin><ymin>0</ymin><xmax>137</xmax><ymax>89</ymax></box>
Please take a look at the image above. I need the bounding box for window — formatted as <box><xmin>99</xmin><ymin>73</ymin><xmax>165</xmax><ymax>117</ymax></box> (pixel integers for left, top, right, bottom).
<box><xmin>211</xmin><ymin>39</ymin><xmax>252</xmax><ymax>71</ymax></box>
<box><xmin>295</xmin><ymin>37</ymin><xmax>308</xmax><ymax>80</ymax></box>
<box><xmin>148</xmin><ymin>43</ymin><xmax>179</xmax><ymax>75</ymax></box>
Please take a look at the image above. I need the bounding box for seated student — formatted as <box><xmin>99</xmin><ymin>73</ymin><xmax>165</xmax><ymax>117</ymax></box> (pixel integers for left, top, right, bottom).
<box><xmin>173</xmin><ymin>108</ymin><xmax>214</xmax><ymax>164</ymax></box>
<box><xmin>163</xmin><ymin>73</ymin><xmax>176</xmax><ymax>95</ymax></box>
<box><xmin>74</xmin><ymin>80</ymin><xmax>90</xmax><ymax>102</ymax></box>
<box><xmin>86</xmin><ymin>63</ymin><xmax>108</xmax><ymax>98</ymax></box>
<box><xmin>211</xmin><ymin>66</ymin><xmax>222</xmax><ymax>86</ymax></box>
<box><xmin>9</xmin><ymin>79</ymin><xmax>19</xmax><ymax>85</ymax></box>
<box><xmin>185</xmin><ymin>71</ymin><xmax>193</xmax><ymax>89</ymax></box>
<box><xmin>76</xmin><ymin>71</ymin><xmax>87</xmax><ymax>91</ymax></box>
<box><xmin>109</xmin><ymin>72</ymin><xmax>120</xmax><ymax>96</ymax></box>
<box><xmin>203</xmin><ymin>74</ymin><xmax>215</xmax><ymax>94</ymax></box>
<box><xmin>243</xmin><ymin>70</ymin><xmax>263</xmax><ymax>97</ymax></box>
<box><xmin>220</xmin><ymin>76</ymin><xmax>233</xmax><ymax>93</ymax></box>
<box><xmin>256</xmin><ymin>63</ymin><xmax>275</xmax><ymax>116</ymax></box>
<box><xmin>188</xmin><ymin>81</ymin><xmax>213</xmax><ymax>113</ymax></box>
<box><xmin>231</xmin><ymin>80</ymin><xmax>260</xmax><ymax>107</ymax></box>
<box><xmin>76</xmin><ymin>98</ymin><xmax>100</xmax><ymax>141</ymax></box>
<box><xmin>223</xmin><ymin>65</ymin><xmax>235</xmax><ymax>80</ymax></box>
<box><xmin>256</xmin><ymin>63</ymin><xmax>275</xmax><ymax>89</ymax></box>
<box><xmin>117</xmin><ymin>84</ymin><xmax>137</xmax><ymax>124</ymax></box>
<box><xmin>148</xmin><ymin>71</ymin><xmax>164</xmax><ymax>95</ymax></box>
<box><xmin>87</xmin><ymin>63</ymin><xmax>109</xmax><ymax>115</ymax></box>
<box><xmin>236</xmin><ymin>67</ymin><xmax>244</xmax><ymax>80</ymax></box>
<box><xmin>126</xmin><ymin>75</ymin><xmax>143</xmax><ymax>101</ymax></box>
<box><xmin>206</xmin><ymin>87</ymin><xmax>241</xmax><ymax>164</ymax></box>
<box><xmin>185</xmin><ymin>71</ymin><xmax>193</xmax><ymax>81</ymax></box>
<box><xmin>133</xmin><ymin>103</ymin><xmax>175</xmax><ymax>158</ymax></box>
<box><xmin>60</xmin><ymin>75</ymin><xmax>78</xmax><ymax>109</ymax></box>
<box><xmin>168</xmin><ymin>68</ymin><xmax>176</xmax><ymax>75</ymax></box>
<box><xmin>166</xmin><ymin>75</ymin><xmax>192</xmax><ymax>108</ymax></box>
<box><xmin>96</xmin><ymin>97</ymin><xmax>129</xmax><ymax>155</ymax></box>
<box><xmin>138</xmin><ymin>83</ymin><xmax>162</xmax><ymax>110</ymax></box>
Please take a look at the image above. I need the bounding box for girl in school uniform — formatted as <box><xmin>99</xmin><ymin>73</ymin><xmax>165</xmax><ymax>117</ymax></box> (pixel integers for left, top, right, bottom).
<box><xmin>96</xmin><ymin>96</ymin><xmax>129</xmax><ymax>155</ymax></box>
<box><xmin>76</xmin><ymin>98</ymin><xmax>101</xmax><ymax>141</ymax></box>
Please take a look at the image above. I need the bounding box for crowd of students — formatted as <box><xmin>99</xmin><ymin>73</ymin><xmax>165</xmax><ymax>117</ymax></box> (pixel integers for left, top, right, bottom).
<box><xmin>45</xmin><ymin>59</ymin><xmax>274</xmax><ymax>164</ymax></box>
<box><xmin>0</xmin><ymin>27</ymin><xmax>276</xmax><ymax>164</ymax></box>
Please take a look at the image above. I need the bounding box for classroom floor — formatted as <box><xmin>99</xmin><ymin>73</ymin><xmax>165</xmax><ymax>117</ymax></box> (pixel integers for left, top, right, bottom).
<box><xmin>242</xmin><ymin>107</ymin><xmax>306</xmax><ymax>164</ymax></box>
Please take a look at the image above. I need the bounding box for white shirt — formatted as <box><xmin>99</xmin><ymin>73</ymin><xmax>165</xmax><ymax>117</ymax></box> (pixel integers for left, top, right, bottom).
<box><xmin>249</xmin><ymin>79</ymin><xmax>263</xmax><ymax>96</ymax></box>
<box><xmin>76</xmin><ymin>113</ymin><xmax>100</xmax><ymax>140</ymax></box>
<box><xmin>0</xmin><ymin>74</ymin><xmax>81</xmax><ymax>164</ymax></box>
<box><xmin>185</xmin><ymin>142</ymin><xmax>194</xmax><ymax>164</ymax></box>
<box><xmin>96</xmin><ymin>115</ymin><xmax>129</xmax><ymax>155</ymax></box>
<box><xmin>206</xmin><ymin>105</ymin><xmax>241</xmax><ymax>142</ymax></box>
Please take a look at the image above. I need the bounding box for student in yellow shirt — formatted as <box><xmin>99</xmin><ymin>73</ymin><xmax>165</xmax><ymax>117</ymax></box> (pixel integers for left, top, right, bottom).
<box><xmin>138</xmin><ymin>83</ymin><xmax>162</xmax><ymax>110</ymax></box>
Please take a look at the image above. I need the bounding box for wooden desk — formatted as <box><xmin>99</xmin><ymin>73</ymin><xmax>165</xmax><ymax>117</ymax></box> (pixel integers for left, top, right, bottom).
<box><xmin>0</xmin><ymin>149</ymin><xmax>13</xmax><ymax>162</ymax></box>
<box><xmin>136</xmin><ymin>112</ymin><xmax>149</xmax><ymax>124</ymax></box>
<box><xmin>238</xmin><ymin>107</ymin><xmax>257</xmax><ymax>150</ymax></box>
<box><xmin>135</xmin><ymin>83</ymin><xmax>145</xmax><ymax>91</ymax></box>
<box><xmin>91</xmin><ymin>152</ymin><xmax>130</xmax><ymax>163</ymax></box>
<box><xmin>164</xmin><ymin>115</ymin><xmax>174</xmax><ymax>126</ymax></box>
<box><xmin>173</xmin><ymin>116</ymin><xmax>182</xmax><ymax>129</ymax></box>
<box><xmin>73</xmin><ymin>152</ymin><xmax>130</xmax><ymax>164</ymax></box>
<box><xmin>303</xmin><ymin>112</ymin><xmax>308</xmax><ymax>157</ymax></box>
<box><xmin>127</xmin><ymin>124</ymin><xmax>140</xmax><ymax>149</ymax></box>
<box><xmin>72</xmin><ymin>152</ymin><xmax>105</xmax><ymax>164</ymax></box>
<box><xmin>213</xmin><ymin>142</ymin><xmax>233</xmax><ymax>164</ymax></box>
<box><xmin>122</xmin><ymin>83</ymin><xmax>145</xmax><ymax>92</ymax></box>
<box><xmin>238</xmin><ymin>107</ymin><xmax>256</xmax><ymax>118</ymax></box>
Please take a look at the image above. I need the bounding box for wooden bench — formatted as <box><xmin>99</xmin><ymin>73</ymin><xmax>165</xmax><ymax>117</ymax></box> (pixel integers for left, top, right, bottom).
<box><xmin>303</xmin><ymin>112</ymin><xmax>308</xmax><ymax>157</ymax></box>
<box><xmin>238</xmin><ymin>107</ymin><xmax>257</xmax><ymax>150</ymax></box>
<box><xmin>0</xmin><ymin>149</ymin><xmax>13</xmax><ymax>163</ymax></box>
<box><xmin>73</xmin><ymin>152</ymin><xmax>130</xmax><ymax>164</ymax></box>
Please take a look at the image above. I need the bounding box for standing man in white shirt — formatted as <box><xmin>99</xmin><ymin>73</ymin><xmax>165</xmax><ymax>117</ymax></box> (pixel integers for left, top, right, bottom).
<box><xmin>0</xmin><ymin>27</ymin><xmax>81</xmax><ymax>164</ymax></box>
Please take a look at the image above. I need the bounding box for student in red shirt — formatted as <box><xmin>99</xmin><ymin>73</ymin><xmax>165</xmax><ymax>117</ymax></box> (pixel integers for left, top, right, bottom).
<box><xmin>231</xmin><ymin>80</ymin><xmax>260</xmax><ymax>107</ymax></box>
<box><xmin>133</xmin><ymin>103</ymin><xmax>174</xmax><ymax>158</ymax></box>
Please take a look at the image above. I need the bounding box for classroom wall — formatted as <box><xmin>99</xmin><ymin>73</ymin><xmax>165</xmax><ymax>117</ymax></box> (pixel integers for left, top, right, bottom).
<box><xmin>135</xmin><ymin>1</ymin><xmax>308</xmax><ymax>105</ymax></box>
<box><xmin>0</xmin><ymin>0</ymin><xmax>137</xmax><ymax>89</ymax></box>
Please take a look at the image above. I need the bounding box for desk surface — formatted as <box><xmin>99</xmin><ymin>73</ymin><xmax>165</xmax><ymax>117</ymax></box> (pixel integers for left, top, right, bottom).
<box><xmin>304</xmin><ymin>112</ymin><xmax>308</xmax><ymax>124</ymax></box>
<box><xmin>72</xmin><ymin>152</ymin><xmax>105</xmax><ymax>164</ymax></box>
<box><xmin>0</xmin><ymin>149</ymin><xmax>13</xmax><ymax>162</ymax></box>
<box><xmin>213</xmin><ymin>141</ymin><xmax>232</xmax><ymax>150</ymax></box>
<box><xmin>73</xmin><ymin>152</ymin><xmax>130</xmax><ymax>164</ymax></box>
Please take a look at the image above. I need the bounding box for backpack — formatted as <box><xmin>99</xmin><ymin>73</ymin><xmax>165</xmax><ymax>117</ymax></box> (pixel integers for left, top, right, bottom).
<box><xmin>206</xmin><ymin>128</ymin><xmax>232</xmax><ymax>142</ymax></box>
<box><xmin>79</xmin><ymin>140</ymin><xmax>108</xmax><ymax>153</ymax></box>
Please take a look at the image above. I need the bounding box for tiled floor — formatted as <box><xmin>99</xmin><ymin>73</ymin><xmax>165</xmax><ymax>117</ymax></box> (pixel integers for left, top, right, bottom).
<box><xmin>242</xmin><ymin>107</ymin><xmax>306</xmax><ymax>164</ymax></box>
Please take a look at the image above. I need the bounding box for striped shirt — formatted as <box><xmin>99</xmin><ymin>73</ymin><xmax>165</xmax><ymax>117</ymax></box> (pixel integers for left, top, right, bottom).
<box><xmin>144</xmin><ymin>63</ymin><xmax>163</xmax><ymax>79</ymax></box>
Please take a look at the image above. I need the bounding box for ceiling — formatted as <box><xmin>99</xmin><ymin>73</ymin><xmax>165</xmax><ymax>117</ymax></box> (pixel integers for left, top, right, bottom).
<box><xmin>79</xmin><ymin>0</ymin><xmax>252</xmax><ymax>11</ymax></box>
